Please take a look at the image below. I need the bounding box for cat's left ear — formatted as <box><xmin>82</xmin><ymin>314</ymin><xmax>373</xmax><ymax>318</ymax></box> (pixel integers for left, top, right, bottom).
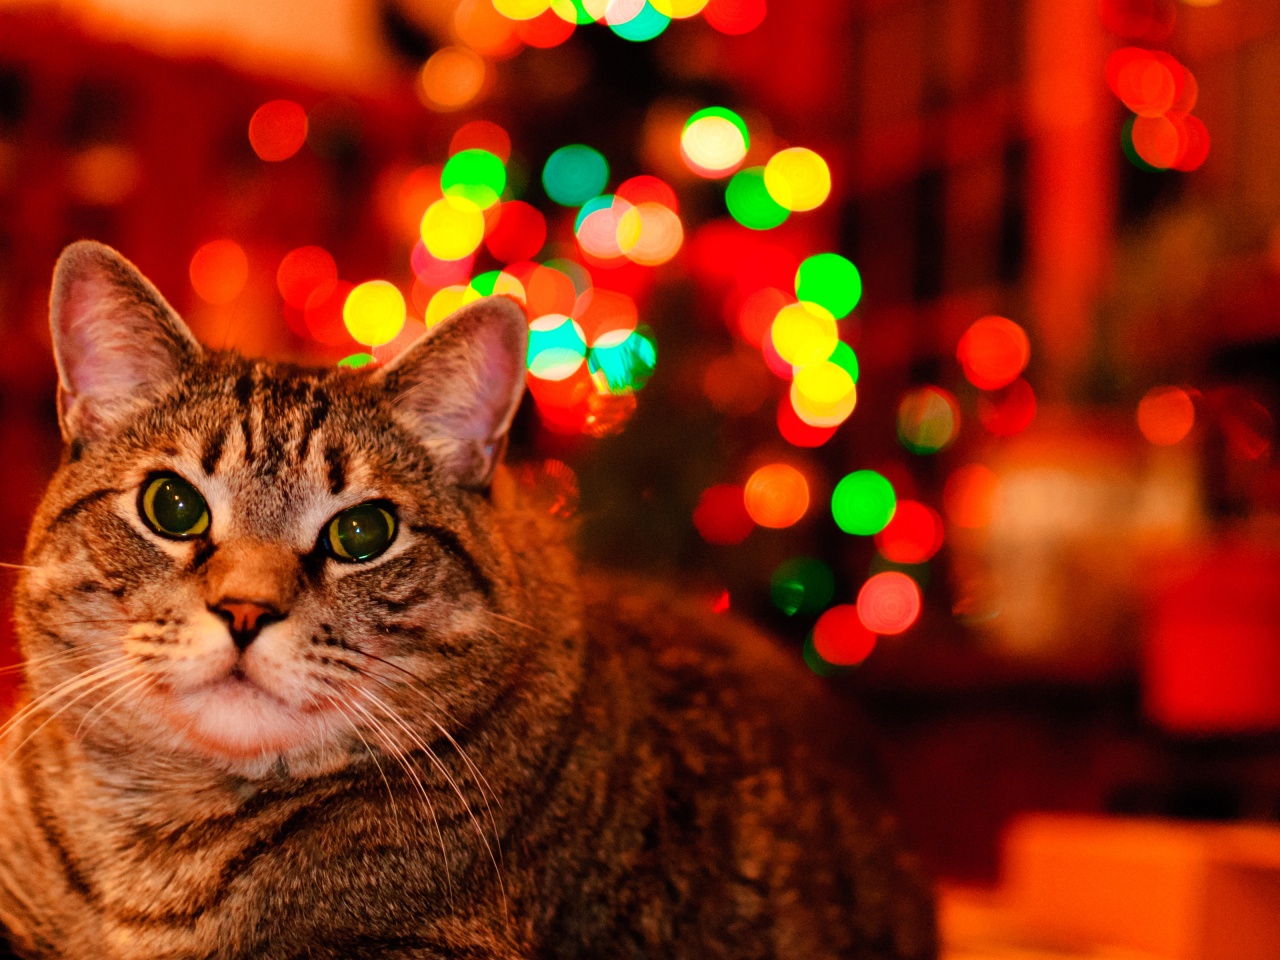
<box><xmin>372</xmin><ymin>296</ymin><xmax>528</xmax><ymax>490</ymax></box>
<box><xmin>50</xmin><ymin>241</ymin><xmax>201</xmax><ymax>444</ymax></box>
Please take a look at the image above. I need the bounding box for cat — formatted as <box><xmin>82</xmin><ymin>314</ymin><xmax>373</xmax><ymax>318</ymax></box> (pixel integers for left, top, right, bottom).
<box><xmin>0</xmin><ymin>241</ymin><xmax>937</xmax><ymax>960</ymax></box>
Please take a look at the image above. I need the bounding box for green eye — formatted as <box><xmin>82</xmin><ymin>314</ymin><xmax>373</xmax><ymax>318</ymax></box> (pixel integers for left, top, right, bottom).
<box><xmin>326</xmin><ymin>503</ymin><xmax>396</xmax><ymax>562</ymax></box>
<box><xmin>141</xmin><ymin>474</ymin><xmax>210</xmax><ymax>539</ymax></box>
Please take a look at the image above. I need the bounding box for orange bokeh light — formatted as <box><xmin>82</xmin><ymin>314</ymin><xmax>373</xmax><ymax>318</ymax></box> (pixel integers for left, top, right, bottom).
<box><xmin>957</xmin><ymin>315</ymin><xmax>1030</xmax><ymax>390</ymax></box>
<box><xmin>277</xmin><ymin>246</ymin><xmax>337</xmax><ymax>310</ymax></box>
<box><xmin>189</xmin><ymin>239</ymin><xmax>248</xmax><ymax>305</ymax></box>
<box><xmin>743</xmin><ymin>463</ymin><xmax>810</xmax><ymax>529</ymax></box>
<box><xmin>248</xmin><ymin>100</ymin><xmax>308</xmax><ymax>162</ymax></box>
<box><xmin>813</xmin><ymin>605</ymin><xmax>877</xmax><ymax>666</ymax></box>
<box><xmin>1138</xmin><ymin>386</ymin><xmax>1195</xmax><ymax>445</ymax></box>
<box><xmin>857</xmin><ymin>572</ymin><xmax>922</xmax><ymax>636</ymax></box>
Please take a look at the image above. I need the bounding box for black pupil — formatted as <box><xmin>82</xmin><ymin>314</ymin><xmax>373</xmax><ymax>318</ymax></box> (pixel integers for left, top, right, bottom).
<box><xmin>336</xmin><ymin>505</ymin><xmax>391</xmax><ymax>560</ymax></box>
<box><xmin>153</xmin><ymin>478</ymin><xmax>205</xmax><ymax>534</ymax></box>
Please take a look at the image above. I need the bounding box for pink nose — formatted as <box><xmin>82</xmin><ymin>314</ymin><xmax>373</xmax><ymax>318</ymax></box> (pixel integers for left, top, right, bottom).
<box><xmin>211</xmin><ymin>599</ymin><xmax>282</xmax><ymax>650</ymax></box>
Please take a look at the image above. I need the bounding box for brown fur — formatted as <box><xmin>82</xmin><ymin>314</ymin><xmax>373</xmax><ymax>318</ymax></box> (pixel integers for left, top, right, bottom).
<box><xmin>0</xmin><ymin>242</ymin><xmax>936</xmax><ymax>959</ymax></box>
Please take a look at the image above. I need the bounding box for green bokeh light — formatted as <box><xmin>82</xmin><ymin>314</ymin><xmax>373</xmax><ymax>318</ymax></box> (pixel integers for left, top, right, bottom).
<box><xmin>828</xmin><ymin>340</ymin><xmax>860</xmax><ymax>384</ymax></box>
<box><xmin>609</xmin><ymin>2</ymin><xmax>670</xmax><ymax>41</ymax></box>
<box><xmin>527</xmin><ymin>316</ymin><xmax>586</xmax><ymax>378</ymax></box>
<box><xmin>441</xmin><ymin>149</ymin><xmax>506</xmax><ymax>209</ymax></box>
<box><xmin>543</xmin><ymin>145</ymin><xmax>610</xmax><ymax>206</ymax></box>
<box><xmin>337</xmin><ymin>353</ymin><xmax>376</xmax><ymax>369</ymax></box>
<box><xmin>468</xmin><ymin>270</ymin><xmax>501</xmax><ymax>297</ymax></box>
<box><xmin>770</xmin><ymin>557</ymin><xmax>835</xmax><ymax>616</ymax></box>
<box><xmin>588</xmin><ymin>327</ymin><xmax>657</xmax><ymax>393</ymax></box>
<box><xmin>831</xmin><ymin>470</ymin><xmax>897</xmax><ymax>536</ymax></box>
<box><xmin>796</xmin><ymin>253</ymin><xmax>862</xmax><ymax>319</ymax></box>
<box><xmin>684</xmin><ymin>107</ymin><xmax>750</xmax><ymax>148</ymax></box>
<box><xmin>725</xmin><ymin>167</ymin><xmax>789</xmax><ymax>230</ymax></box>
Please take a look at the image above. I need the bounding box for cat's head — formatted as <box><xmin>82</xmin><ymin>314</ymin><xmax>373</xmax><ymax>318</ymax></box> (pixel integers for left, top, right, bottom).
<box><xmin>15</xmin><ymin>241</ymin><xmax>560</xmax><ymax>780</ymax></box>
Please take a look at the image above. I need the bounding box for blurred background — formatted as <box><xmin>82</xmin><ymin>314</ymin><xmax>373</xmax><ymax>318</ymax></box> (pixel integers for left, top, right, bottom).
<box><xmin>0</xmin><ymin>0</ymin><xmax>1279</xmax><ymax>954</ymax></box>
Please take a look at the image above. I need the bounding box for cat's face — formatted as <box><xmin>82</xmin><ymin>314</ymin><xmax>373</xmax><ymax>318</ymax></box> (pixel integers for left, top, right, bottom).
<box><xmin>15</xmin><ymin>242</ymin><xmax>532</xmax><ymax>779</ymax></box>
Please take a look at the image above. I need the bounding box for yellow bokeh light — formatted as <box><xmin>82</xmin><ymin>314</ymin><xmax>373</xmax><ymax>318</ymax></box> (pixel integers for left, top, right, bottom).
<box><xmin>493</xmin><ymin>0</ymin><xmax>553</xmax><ymax>18</ymax></box>
<box><xmin>550</xmin><ymin>0</ymin><xmax>608</xmax><ymax>20</ymax></box>
<box><xmin>791</xmin><ymin>362</ymin><xmax>856</xmax><ymax>428</ymax></box>
<box><xmin>418</xmin><ymin>47</ymin><xmax>488</xmax><ymax>112</ymax></box>
<box><xmin>343</xmin><ymin>280</ymin><xmax>407</xmax><ymax>347</ymax></box>
<box><xmin>425</xmin><ymin>285</ymin><xmax>469</xmax><ymax>328</ymax></box>
<box><xmin>764</xmin><ymin>147</ymin><xmax>832</xmax><ymax>212</ymax></box>
<box><xmin>649</xmin><ymin>0</ymin><xmax>711</xmax><ymax>17</ymax></box>
<box><xmin>770</xmin><ymin>301</ymin><xmax>838</xmax><ymax>367</ymax></box>
<box><xmin>616</xmin><ymin>202</ymin><xmax>684</xmax><ymax>266</ymax></box>
<box><xmin>421</xmin><ymin>196</ymin><xmax>486</xmax><ymax>261</ymax></box>
<box><xmin>680</xmin><ymin>116</ymin><xmax>747</xmax><ymax>175</ymax></box>
<box><xmin>463</xmin><ymin>272</ymin><xmax>528</xmax><ymax>305</ymax></box>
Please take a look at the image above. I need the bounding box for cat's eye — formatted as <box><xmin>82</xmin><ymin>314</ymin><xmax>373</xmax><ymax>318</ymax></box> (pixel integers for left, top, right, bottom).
<box><xmin>140</xmin><ymin>474</ymin><xmax>210</xmax><ymax>539</ymax></box>
<box><xmin>325</xmin><ymin>503</ymin><xmax>396</xmax><ymax>563</ymax></box>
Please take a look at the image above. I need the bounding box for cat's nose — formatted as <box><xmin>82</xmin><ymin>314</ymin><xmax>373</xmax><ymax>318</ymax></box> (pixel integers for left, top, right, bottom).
<box><xmin>211</xmin><ymin>599</ymin><xmax>283</xmax><ymax>651</ymax></box>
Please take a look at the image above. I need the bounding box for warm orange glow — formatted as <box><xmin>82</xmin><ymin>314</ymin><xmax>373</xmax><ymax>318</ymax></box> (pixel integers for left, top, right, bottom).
<box><xmin>1138</xmin><ymin>386</ymin><xmax>1196</xmax><ymax>445</ymax></box>
<box><xmin>454</xmin><ymin>0</ymin><xmax>523</xmax><ymax>59</ymax></box>
<box><xmin>418</xmin><ymin>47</ymin><xmax>489</xmax><ymax>111</ymax></box>
<box><xmin>944</xmin><ymin>464</ymin><xmax>999</xmax><ymax>529</ymax></box>
<box><xmin>277</xmin><ymin>246</ymin><xmax>337</xmax><ymax>310</ymax></box>
<box><xmin>957</xmin><ymin>315</ymin><xmax>1031</xmax><ymax>390</ymax></box>
<box><xmin>189</xmin><ymin>239</ymin><xmax>248</xmax><ymax>305</ymax></box>
<box><xmin>743</xmin><ymin>463</ymin><xmax>810</xmax><ymax>529</ymax></box>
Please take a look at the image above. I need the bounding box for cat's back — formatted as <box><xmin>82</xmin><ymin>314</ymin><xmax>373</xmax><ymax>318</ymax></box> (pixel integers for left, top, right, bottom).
<box><xmin>537</xmin><ymin>572</ymin><xmax>938</xmax><ymax>960</ymax></box>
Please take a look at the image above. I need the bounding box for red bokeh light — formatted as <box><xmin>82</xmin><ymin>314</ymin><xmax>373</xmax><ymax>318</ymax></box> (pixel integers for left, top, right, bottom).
<box><xmin>1137</xmin><ymin>385</ymin><xmax>1195</xmax><ymax>445</ymax></box>
<box><xmin>978</xmin><ymin>378</ymin><xmax>1037</xmax><ymax>436</ymax></box>
<box><xmin>615</xmin><ymin>175</ymin><xmax>679</xmax><ymax>213</ymax></box>
<box><xmin>857</xmin><ymin>572</ymin><xmax>922</xmax><ymax>635</ymax></box>
<box><xmin>485</xmin><ymin>201</ymin><xmax>548</xmax><ymax>263</ymax></box>
<box><xmin>777</xmin><ymin>395</ymin><xmax>837</xmax><ymax>447</ymax></box>
<box><xmin>812</xmin><ymin>605</ymin><xmax>877</xmax><ymax>666</ymax></box>
<box><xmin>957</xmin><ymin>315</ymin><xmax>1030</xmax><ymax>390</ymax></box>
<box><xmin>875</xmin><ymin>500</ymin><xmax>944</xmax><ymax>564</ymax></box>
<box><xmin>449</xmin><ymin>119</ymin><xmax>512</xmax><ymax>162</ymax></box>
<box><xmin>693</xmin><ymin>484</ymin><xmax>754</xmax><ymax>545</ymax></box>
<box><xmin>1098</xmin><ymin>0</ymin><xmax>1175</xmax><ymax>43</ymax></box>
<box><xmin>248</xmin><ymin>100</ymin><xmax>308</xmax><ymax>162</ymax></box>
<box><xmin>525</xmin><ymin>264</ymin><xmax>578</xmax><ymax>317</ymax></box>
<box><xmin>189</xmin><ymin>239</ymin><xmax>248</xmax><ymax>305</ymax></box>
<box><xmin>703</xmin><ymin>0</ymin><xmax>767</xmax><ymax>35</ymax></box>
<box><xmin>276</xmin><ymin>246</ymin><xmax>337</xmax><ymax>310</ymax></box>
<box><xmin>574</xmin><ymin>288</ymin><xmax>638</xmax><ymax>345</ymax></box>
<box><xmin>736</xmin><ymin>287</ymin><xmax>790</xmax><ymax>347</ymax></box>
<box><xmin>513</xmin><ymin>9</ymin><xmax>575</xmax><ymax>48</ymax></box>
<box><xmin>304</xmin><ymin>279</ymin><xmax>355</xmax><ymax>347</ymax></box>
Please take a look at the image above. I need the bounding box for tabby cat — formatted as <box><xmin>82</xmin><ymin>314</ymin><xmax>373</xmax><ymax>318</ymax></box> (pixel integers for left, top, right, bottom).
<box><xmin>0</xmin><ymin>241</ymin><xmax>936</xmax><ymax>959</ymax></box>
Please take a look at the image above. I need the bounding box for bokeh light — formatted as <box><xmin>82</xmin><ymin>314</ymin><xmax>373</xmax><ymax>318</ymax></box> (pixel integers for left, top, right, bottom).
<box><xmin>189</xmin><ymin>239</ymin><xmax>248</xmax><ymax>305</ymax></box>
<box><xmin>418</xmin><ymin>47</ymin><xmax>489</xmax><ymax>111</ymax></box>
<box><xmin>576</xmin><ymin>195</ymin><xmax>631</xmax><ymax>261</ymax></box>
<box><xmin>693</xmin><ymin>483</ymin><xmax>754</xmax><ymax>544</ymax></box>
<box><xmin>588</xmin><ymin>326</ymin><xmax>657</xmax><ymax>394</ymax></box>
<box><xmin>450</xmin><ymin>120</ymin><xmax>513</xmax><ymax>163</ymax></box>
<box><xmin>736</xmin><ymin>287</ymin><xmax>790</xmax><ymax>347</ymax></box>
<box><xmin>576</xmin><ymin>287</ymin><xmax>638</xmax><ymax>344</ymax></box>
<box><xmin>777</xmin><ymin>395</ymin><xmax>838</xmax><ymax>447</ymax></box>
<box><xmin>857</xmin><ymin>571</ymin><xmax>922</xmax><ymax>635</ymax></box>
<box><xmin>743</xmin><ymin>463</ymin><xmax>810</xmax><ymax>528</ymax></box>
<box><xmin>454</xmin><ymin>0</ymin><xmax>523</xmax><ymax>58</ymax></box>
<box><xmin>527</xmin><ymin>313</ymin><xmax>588</xmax><ymax>380</ymax></box>
<box><xmin>616</xmin><ymin>174</ymin><xmax>678</xmax><ymax>211</ymax></box>
<box><xmin>897</xmin><ymin>386</ymin><xmax>961</xmax><ymax>454</ymax></box>
<box><xmin>978</xmin><ymin>378</ymin><xmax>1037</xmax><ymax>436</ymax></box>
<box><xmin>681</xmin><ymin>107</ymin><xmax>749</xmax><ymax>177</ymax></box>
<box><xmin>726</xmin><ymin>166</ymin><xmax>789</xmax><ymax>230</ymax></box>
<box><xmin>343</xmin><ymin>281</ymin><xmax>406</xmax><ymax>347</ymax></box>
<box><xmin>649</xmin><ymin>0</ymin><xmax>710</xmax><ymax>16</ymax></box>
<box><xmin>771</xmin><ymin>557</ymin><xmax>835</xmax><ymax>616</ymax></box>
<box><xmin>957</xmin><ymin>315</ymin><xmax>1031</xmax><ymax>390</ymax></box>
<box><xmin>609</xmin><ymin>2</ymin><xmax>670</xmax><ymax>39</ymax></box>
<box><xmin>795</xmin><ymin>253</ymin><xmax>862</xmax><ymax>319</ymax></box>
<box><xmin>551</xmin><ymin>0</ymin><xmax>607</xmax><ymax>23</ymax></box>
<box><xmin>790</xmin><ymin>361</ymin><xmax>856</xmax><ymax>427</ymax></box>
<box><xmin>770</xmin><ymin>301</ymin><xmax>838</xmax><ymax>367</ymax></box>
<box><xmin>420</xmin><ymin>195</ymin><xmax>486</xmax><ymax>260</ymax></box>
<box><xmin>337</xmin><ymin>353</ymin><xmax>375</xmax><ymax>369</ymax></box>
<box><xmin>703</xmin><ymin>0</ymin><xmax>767</xmax><ymax>34</ymax></box>
<box><xmin>277</xmin><ymin>246</ymin><xmax>337</xmax><ymax>310</ymax></box>
<box><xmin>944</xmin><ymin>464</ymin><xmax>999</xmax><ymax>529</ymax></box>
<box><xmin>424</xmin><ymin>285</ymin><xmax>469</xmax><ymax>328</ymax></box>
<box><xmin>441</xmin><ymin>148</ymin><xmax>506</xmax><ymax>209</ymax></box>
<box><xmin>616</xmin><ymin>202</ymin><xmax>684</xmax><ymax>265</ymax></box>
<box><xmin>485</xmin><ymin>201</ymin><xmax>548</xmax><ymax>262</ymax></box>
<box><xmin>831</xmin><ymin>470</ymin><xmax>897</xmax><ymax>536</ymax></box>
<box><xmin>374</xmin><ymin>317</ymin><xmax>427</xmax><ymax>364</ymax></box>
<box><xmin>763</xmin><ymin>147</ymin><xmax>831</xmax><ymax>212</ymax></box>
<box><xmin>543</xmin><ymin>145</ymin><xmax>610</xmax><ymax>206</ymax></box>
<box><xmin>812</xmin><ymin>605</ymin><xmax>878</xmax><ymax>666</ymax></box>
<box><xmin>514</xmin><ymin>7</ymin><xmax>577</xmax><ymax>45</ymax></box>
<box><xmin>524</xmin><ymin>263</ymin><xmax>579</xmax><ymax>316</ymax></box>
<box><xmin>494</xmin><ymin>0</ymin><xmax>553</xmax><ymax>18</ymax></box>
<box><xmin>875</xmin><ymin>500</ymin><xmax>944</xmax><ymax>564</ymax></box>
<box><xmin>1138</xmin><ymin>385</ymin><xmax>1196</xmax><ymax>445</ymax></box>
<box><xmin>305</xmin><ymin>280</ymin><xmax>356</xmax><ymax>346</ymax></box>
<box><xmin>248</xmin><ymin>100</ymin><xmax>308</xmax><ymax>162</ymax></box>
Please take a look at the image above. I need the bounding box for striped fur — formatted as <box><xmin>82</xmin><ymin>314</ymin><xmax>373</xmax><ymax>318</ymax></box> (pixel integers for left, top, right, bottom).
<box><xmin>0</xmin><ymin>244</ymin><xmax>935</xmax><ymax>959</ymax></box>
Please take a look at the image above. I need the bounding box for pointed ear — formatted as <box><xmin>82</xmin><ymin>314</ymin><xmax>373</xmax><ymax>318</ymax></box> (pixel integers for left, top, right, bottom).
<box><xmin>50</xmin><ymin>241</ymin><xmax>201</xmax><ymax>443</ymax></box>
<box><xmin>373</xmin><ymin>295</ymin><xmax>528</xmax><ymax>489</ymax></box>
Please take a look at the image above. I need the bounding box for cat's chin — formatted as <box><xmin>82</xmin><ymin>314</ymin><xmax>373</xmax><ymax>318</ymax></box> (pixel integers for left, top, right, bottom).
<box><xmin>156</xmin><ymin>675</ymin><xmax>337</xmax><ymax>767</ymax></box>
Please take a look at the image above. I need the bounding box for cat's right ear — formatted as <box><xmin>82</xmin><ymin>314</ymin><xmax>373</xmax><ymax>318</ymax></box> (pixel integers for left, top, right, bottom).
<box><xmin>50</xmin><ymin>241</ymin><xmax>201</xmax><ymax>444</ymax></box>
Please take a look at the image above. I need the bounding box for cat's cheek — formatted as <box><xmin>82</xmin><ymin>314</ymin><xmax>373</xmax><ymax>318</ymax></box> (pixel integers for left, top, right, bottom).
<box><xmin>130</xmin><ymin>608</ymin><xmax>237</xmax><ymax>692</ymax></box>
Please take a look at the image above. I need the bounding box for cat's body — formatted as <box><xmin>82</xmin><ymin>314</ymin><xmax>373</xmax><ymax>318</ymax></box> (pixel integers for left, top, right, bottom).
<box><xmin>0</xmin><ymin>242</ymin><xmax>936</xmax><ymax>959</ymax></box>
